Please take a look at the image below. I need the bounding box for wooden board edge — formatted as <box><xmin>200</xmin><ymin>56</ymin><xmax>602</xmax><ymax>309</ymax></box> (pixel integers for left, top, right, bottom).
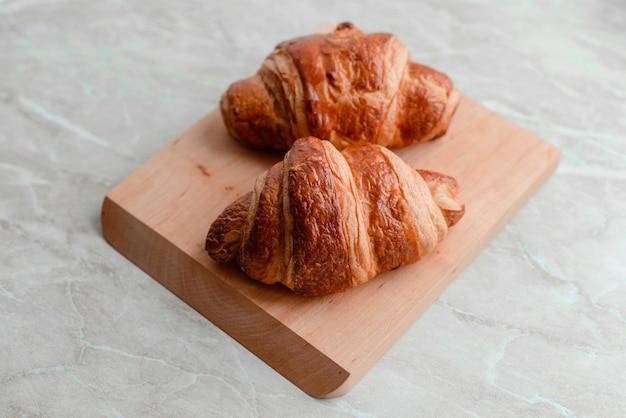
<box><xmin>100</xmin><ymin>195</ymin><xmax>352</xmax><ymax>398</ymax></box>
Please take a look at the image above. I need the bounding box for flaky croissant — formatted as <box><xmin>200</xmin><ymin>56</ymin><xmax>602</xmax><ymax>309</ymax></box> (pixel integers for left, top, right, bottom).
<box><xmin>220</xmin><ymin>22</ymin><xmax>460</xmax><ymax>152</ymax></box>
<box><xmin>206</xmin><ymin>136</ymin><xmax>464</xmax><ymax>296</ymax></box>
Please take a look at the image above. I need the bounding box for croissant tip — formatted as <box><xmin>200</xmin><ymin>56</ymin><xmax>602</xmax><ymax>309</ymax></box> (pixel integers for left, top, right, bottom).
<box><xmin>336</xmin><ymin>22</ymin><xmax>355</xmax><ymax>30</ymax></box>
<box><xmin>334</xmin><ymin>22</ymin><xmax>360</xmax><ymax>36</ymax></box>
<box><xmin>447</xmin><ymin>204</ymin><xmax>465</xmax><ymax>228</ymax></box>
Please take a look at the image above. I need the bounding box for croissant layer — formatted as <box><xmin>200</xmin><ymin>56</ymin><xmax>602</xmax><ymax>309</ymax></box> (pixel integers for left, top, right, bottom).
<box><xmin>220</xmin><ymin>22</ymin><xmax>460</xmax><ymax>151</ymax></box>
<box><xmin>206</xmin><ymin>136</ymin><xmax>464</xmax><ymax>296</ymax></box>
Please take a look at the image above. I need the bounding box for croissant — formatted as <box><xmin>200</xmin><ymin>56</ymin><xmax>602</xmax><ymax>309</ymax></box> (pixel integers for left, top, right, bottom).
<box><xmin>206</xmin><ymin>136</ymin><xmax>464</xmax><ymax>296</ymax></box>
<box><xmin>220</xmin><ymin>22</ymin><xmax>460</xmax><ymax>152</ymax></box>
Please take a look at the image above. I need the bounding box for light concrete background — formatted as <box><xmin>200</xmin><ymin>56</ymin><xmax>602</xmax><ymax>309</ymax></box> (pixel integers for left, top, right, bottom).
<box><xmin>1</xmin><ymin>0</ymin><xmax>625</xmax><ymax>416</ymax></box>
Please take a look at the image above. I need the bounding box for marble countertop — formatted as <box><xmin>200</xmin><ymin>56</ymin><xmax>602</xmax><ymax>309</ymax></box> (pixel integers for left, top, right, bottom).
<box><xmin>2</xmin><ymin>0</ymin><xmax>625</xmax><ymax>416</ymax></box>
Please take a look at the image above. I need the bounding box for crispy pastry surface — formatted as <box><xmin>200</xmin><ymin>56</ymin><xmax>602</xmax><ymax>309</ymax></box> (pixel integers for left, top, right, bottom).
<box><xmin>220</xmin><ymin>22</ymin><xmax>460</xmax><ymax>151</ymax></box>
<box><xmin>206</xmin><ymin>136</ymin><xmax>464</xmax><ymax>296</ymax></box>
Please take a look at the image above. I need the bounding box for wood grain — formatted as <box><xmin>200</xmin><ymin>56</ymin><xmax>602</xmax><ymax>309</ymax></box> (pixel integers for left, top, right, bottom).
<box><xmin>101</xmin><ymin>96</ymin><xmax>560</xmax><ymax>398</ymax></box>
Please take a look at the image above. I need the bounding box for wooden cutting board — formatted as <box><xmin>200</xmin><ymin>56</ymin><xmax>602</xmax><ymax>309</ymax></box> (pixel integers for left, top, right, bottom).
<box><xmin>101</xmin><ymin>95</ymin><xmax>560</xmax><ymax>398</ymax></box>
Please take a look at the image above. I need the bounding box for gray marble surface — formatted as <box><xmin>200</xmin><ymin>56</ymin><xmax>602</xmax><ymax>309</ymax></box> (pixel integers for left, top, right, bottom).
<box><xmin>1</xmin><ymin>0</ymin><xmax>625</xmax><ymax>416</ymax></box>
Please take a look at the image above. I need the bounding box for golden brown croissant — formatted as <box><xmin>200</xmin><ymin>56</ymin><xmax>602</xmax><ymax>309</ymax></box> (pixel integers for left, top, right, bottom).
<box><xmin>206</xmin><ymin>136</ymin><xmax>464</xmax><ymax>296</ymax></box>
<box><xmin>220</xmin><ymin>22</ymin><xmax>460</xmax><ymax>152</ymax></box>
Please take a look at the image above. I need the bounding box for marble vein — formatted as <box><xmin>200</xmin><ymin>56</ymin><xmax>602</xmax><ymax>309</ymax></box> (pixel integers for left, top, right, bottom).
<box><xmin>505</xmin><ymin>224</ymin><xmax>626</xmax><ymax>328</ymax></box>
<box><xmin>483</xmin><ymin>330</ymin><xmax>576</xmax><ymax>418</ymax></box>
<box><xmin>591</xmin><ymin>213</ymin><xmax>626</xmax><ymax>237</ymax></box>
<box><xmin>66</xmin><ymin>281</ymin><xmax>258</xmax><ymax>416</ymax></box>
<box><xmin>328</xmin><ymin>400</ymin><xmax>377</xmax><ymax>418</ymax></box>
<box><xmin>0</xmin><ymin>285</ymin><xmax>22</xmax><ymax>302</ymax></box>
<box><xmin>17</xmin><ymin>96</ymin><xmax>113</xmax><ymax>149</ymax></box>
<box><xmin>223</xmin><ymin>339</ymin><xmax>260</xmax><ymax>416</ymax></box>
<box><xmin>0</xmin><ymin>162</ymin><xmax>50</xmax><ymax>186</ymax></box>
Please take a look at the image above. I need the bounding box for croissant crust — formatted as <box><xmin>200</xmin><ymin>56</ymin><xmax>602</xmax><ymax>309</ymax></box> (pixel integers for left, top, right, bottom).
<box><xmin>206</xmin><ymin>136</ymin><xmax>464</xmax><ymax>296</ymax></box>
<box><xmin>220</xmin><ymin>22</ymin><xmax>460</xmax><ymax>151</ymax></box>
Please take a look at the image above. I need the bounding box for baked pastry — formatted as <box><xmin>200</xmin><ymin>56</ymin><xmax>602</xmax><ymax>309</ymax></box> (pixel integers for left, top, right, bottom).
<box><xmin>220</xmin><ymin>22</ymin><xmax>460</xmax><ymax>151</ymax></box>
<box><xmin>206</xmin><ymin>136</ymin><xmax>464</xmax><ymax>296</ymax></box>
